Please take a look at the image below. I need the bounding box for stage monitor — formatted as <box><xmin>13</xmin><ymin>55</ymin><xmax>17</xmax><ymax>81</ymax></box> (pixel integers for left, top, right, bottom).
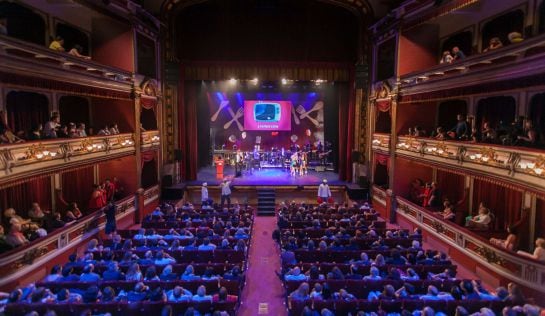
<box><xmin>244</xmin><ymin>100</ymin><xmax>292</xmax><ymax>131</ymax></box>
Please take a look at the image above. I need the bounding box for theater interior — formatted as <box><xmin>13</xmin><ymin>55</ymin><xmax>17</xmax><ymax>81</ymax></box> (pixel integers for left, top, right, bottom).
<box><xmin>1</xmin><ymin>0</ymin><xmax>545</xmax><ymax>315</ymax></box>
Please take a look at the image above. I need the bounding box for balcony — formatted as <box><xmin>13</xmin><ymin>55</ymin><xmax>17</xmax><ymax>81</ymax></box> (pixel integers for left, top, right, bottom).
<box><xmin>371</xmin><ymin>133</ymin><xmax>391</xmax><ymax>153</ymax></box>
<box><xmin>0</xmin><ymin>35</ymin><xmax>133</xmax><ymax>96</ymax></box>
<box><xmin>141</xmin><ymin>130</ymin><xmax>161</xmax><ymax>151</ymax></box>
<box><xmin>396</xmin><ymin>135</ymin><xmax>545</xmax><ymax>191</ymax></box>
<box><xmin>0</xmin><ymin>185</ymin><xmax>160</xmax><ymax>288</ymax></box>
<box><xmin>399</xmin><ymin>33</ymin><xmax>545</xmax><ymax>95</ymax></box>
<box><xmin>0</xmin><ymin>133</ymin><xmax>136</xmax><ymax>183</ymax></box>
<box><xmin>395</xmin><ymin>197</ymin><xmax>545</xmax><ymax>295</ymax></box>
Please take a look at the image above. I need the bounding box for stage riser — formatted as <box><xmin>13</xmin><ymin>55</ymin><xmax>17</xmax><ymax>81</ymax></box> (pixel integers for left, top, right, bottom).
<box><xmin>184</xmin><ymin>186</ymin><xmax>347</xmax><ymax>206</ymax></box>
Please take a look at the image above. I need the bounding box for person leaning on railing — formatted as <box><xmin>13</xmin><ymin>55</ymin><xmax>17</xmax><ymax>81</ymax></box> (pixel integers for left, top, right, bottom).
<box><xmin>517</xmin><ymin>238</ymin><xmax>545</xmax><ymax>262</ymax></box>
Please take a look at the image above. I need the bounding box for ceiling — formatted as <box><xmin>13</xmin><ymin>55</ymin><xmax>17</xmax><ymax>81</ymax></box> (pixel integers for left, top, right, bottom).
<box><xmin>137</xmin><ymin>0</ymin><xmax>405</xmax><ymax>21</ymax></box>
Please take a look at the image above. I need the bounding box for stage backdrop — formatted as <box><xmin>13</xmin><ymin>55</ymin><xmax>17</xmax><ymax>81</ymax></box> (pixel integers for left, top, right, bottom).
<box><xmin>195</xmin><ymin>81</ymin><xmax>339</xmax><ymax>169</ymax></box>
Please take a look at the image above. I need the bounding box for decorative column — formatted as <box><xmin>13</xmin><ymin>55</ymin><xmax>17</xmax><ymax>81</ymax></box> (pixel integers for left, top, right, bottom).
<box><xmin>388</xmin><ymin>95</ymin><xmax>398</xmax><ymax>223</ymax></box>
<box><xmin>134</xmin><ymin>188</ymin><xmax>145</xmax><ymax>224</ymax></box>
<box><xmin>134</xmin><ymin>93</ymin><xmax>143</xmax><ymax>189</ymax></box>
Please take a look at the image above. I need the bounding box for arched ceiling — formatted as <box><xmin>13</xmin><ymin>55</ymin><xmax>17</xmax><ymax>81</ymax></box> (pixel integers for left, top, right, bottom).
<box><xmin>139</xmin><ymin>0</ymin><xmax>403</xmax><ymax>21</ymax></box>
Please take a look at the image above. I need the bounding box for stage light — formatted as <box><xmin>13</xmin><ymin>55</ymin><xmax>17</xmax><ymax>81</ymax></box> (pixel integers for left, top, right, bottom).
<box><xmin>229</xmin><ymin>78</ymin><xmax>237</xmax><ymax>85</ymax></box>
<box><xmin>281</xmin><ymin>78</ymin><xmax>287</xmax><ymax>85</ymax></box>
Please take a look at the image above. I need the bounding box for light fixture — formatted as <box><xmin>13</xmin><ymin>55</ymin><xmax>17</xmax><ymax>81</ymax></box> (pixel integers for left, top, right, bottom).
<box><xmin>469</xmin><ymin>155</ymin><xmax>476</xmax><ymax>160</ymax></box>
<box><xmin>251</xmin><ymin>78</ymin><xmax>259</xmax><ymax>85</ymax></box>
<box><xmin>229</xmin><ymin>78</ymin><xmax>237</xmax><ymax>85</ymax></box>
<box><xmin>519</xmin><ymin>163</ymin><xmax>527</xmax><ymax>169</ymax></box>
<box><xmin>86</xmin><ymin>145</ymin><xmax>93</xmax><ymax>151</ymax></box>
<box><xmin>50</xmin><ymin>152</ymin><xmax>57</xmax><ymax>157</ymax></box>
<box><xmin>527</xmin><ymin>162</ymin><xmax>536</xmax><ymax>169</ymax></box>
<box><xmin>42</xmin><ymin>150</ymin><xmax>50</xmax><ymax>156</ymax></box>
<box><xmin>36</xmin><ymin>153</ymin><xmax>44</xmax><ymax>159</ymax></box>
<box><xmin>475</xmin><ymin>154</ymin><xmax>482</xmax><ymax>159</ymax></box>
<box><xmin>534</xmin><ymin>168</ymin><xmax>543</xmax><ymax>175</ymax></box>
<box><xmin>281</xmin><ymin>78</ymin><xmax>288</xmax><ymax>85</ymax></box>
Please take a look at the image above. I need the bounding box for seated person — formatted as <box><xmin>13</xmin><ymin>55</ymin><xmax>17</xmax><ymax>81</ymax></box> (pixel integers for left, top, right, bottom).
<box><xmin>166</xmin><ymin>286</ymin><xmax>192</xmax><ymax>302</ymax></box>
<box><xmin>440</xmin><ymin>201</ymin><xmax>455</xmax><ymax>221</ymax></box>
<box><xmin>363</xmin><ymin>266</ymin><xmax>382</xmax><ymax>280</ymax></box>
<box><xmin>490</xmin><ymin>226</ymin><xmax>518</xmax><ymax>251</ymax></box>
<box><xmin>79</xmin><ymin>264</ymin><xmax>101</xmax><ymax>282</ymax></box>
<box><xmin>517</xmin><ymin>238</ymin><xmax>545</xmax><ymax>262</ymax></box>
<box><xmin>284</xmin><ymin>266</ymin><xmax>308</xmax><ymax>281</ymax></box>
<box><xmin>192</xmin><ymin>285</ymin><xmax>212</xmax><ymax>302</ymax></box>
<box><xmin>440</xmin><ymin>51</ymin><xmax>453</xmax><ymax>64</ymax></box>
<box><xmin>5</xmin><ymin>221</ymin><xmax>29</xmax><ymax>248</ymax></box>
<box><xmin>481</xmin><ymin>122</ymin><xmax>497</xmax><ymax>143</ymax></box>
<box><xmin>483</xmin><ymin>37</ymin><xmax>503</xmax><ymax>52</ymax></box>
<box><xmin>126</xmin><ymin>282</ymin><xmax>149</xmax><ymax>302</ymax></box>
<box><xmin>465</xmin><ymin>204</ymin><xmax>492</xmax><ymax>230</ymax></box>
<box><xmin>212</xmin><ymin>286</ymin><xmax>238</xmax><ymax>302</ymax></box>
<box><xmin>102</xmin><ymin>261</ymin><xmax>125</xmax><ymax>281</ymax></box>
<box><xmin>516</xmin><ymin>121</ymin><xmax>537</xmax><ymax>147</ymax></box>
<box><xmin>28</xmin><ymin>203</ymin><xmax>49</xmax><ymax>222</ymax></box>
<box><xmin>180</xmin><ymin>264</ymin><xmax>200</xmax><ymax>281</ymax></box>
<box><xmin>419</xmin><ymin>285</ymin><xmax>441</xmax><ymax>300</ymax></box>
<box><xmin>159</xmin><ymin>265</ymin><xmax>178</xmax><ymax>281</ymax></box>
<box><xmin>289</xmin><ymin>282</ymin><xmax>310</xmax><ymax>301</ymax></box>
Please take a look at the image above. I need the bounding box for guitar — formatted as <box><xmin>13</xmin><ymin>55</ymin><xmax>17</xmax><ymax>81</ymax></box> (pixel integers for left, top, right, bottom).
<box><xmin>318</xmin><ymin>150</ymin><xmax>332</xmax><ymax>158</ymax></box>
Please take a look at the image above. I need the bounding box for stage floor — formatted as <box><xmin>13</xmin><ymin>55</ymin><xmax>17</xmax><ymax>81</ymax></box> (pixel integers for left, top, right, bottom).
<box><xmin>188</xmin><ymin>165</ymin><xmax>345</xmax><ymax>186</ymax></box>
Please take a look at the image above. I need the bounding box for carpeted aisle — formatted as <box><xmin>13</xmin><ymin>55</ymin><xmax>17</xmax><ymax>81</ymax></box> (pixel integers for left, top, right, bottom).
<box><xmin>238</xmin><ymin>216</ymin><xmax>288</xmax><ymax>316</ymax></box>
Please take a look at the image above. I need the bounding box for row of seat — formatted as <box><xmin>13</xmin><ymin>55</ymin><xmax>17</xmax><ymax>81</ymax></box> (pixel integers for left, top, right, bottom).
<box><xmin>67</xmin><ymin>263</ymin><xmax>241</xmax><ymax>275</ymax></box>
<box><xmin>288</xmin><ymin>298</ymin><xmax>507</xmax><ymax>316</ymax></box>
<box><xmin>87</xmin><ymin>249</ymin><xmax>247</xmax><ymax>263</ymax></box>
<box><xmin>5</xmin><ymin>301</ymin><xmax>237</xmax><ymax>316</ymax></box>
<box><xmin>282</xmin><ymin>263</ymin><xmax>456</xmax><ymax>277</ymax></box>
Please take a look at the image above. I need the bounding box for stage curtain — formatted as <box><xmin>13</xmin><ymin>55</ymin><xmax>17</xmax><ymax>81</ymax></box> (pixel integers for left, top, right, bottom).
<box><xmin>337</xmin><ymin>76</ymin><xmax>355</xmax><ymax>181</ymax></box>
<box><xmin>178</xmin><ymin>71</ymin><xmax>199</xmax><ymax>180</ymax></box>
<box><xmin>0</xmin><ymin>177</ymin><xmax>51</xmax><ymax>221</ymax></box>
<box><xmin>141</xmin><ymin>95</ymin><xmax>157</xmax><ymax>111</ymax></box>
<box><xmin>472</xmin><ymin>179</ymin><xmax>523</xmax><ymax>231</ymax></box>
<box><xmin>61</xmin><ymin>166</ymin><xmax>95</xmax><ymax>212</ymax></box>
<box><xmin>436</xmin><ymin>169</ymin><xmax>465</xmax><ymax>205</ymax></box>
<box><xmin>375</xmin><ymin>153</ymin><xmax>390</xmax><ymax>170</ymax></box>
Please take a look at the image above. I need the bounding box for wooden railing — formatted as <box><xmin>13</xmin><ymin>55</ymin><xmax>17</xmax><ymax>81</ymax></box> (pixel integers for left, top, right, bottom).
<box><xmin>372</xmin><ymin>185</ymin><xmax>388</xmax><ymax>207</ymax></box>
<box><xmin>0</xmin><ymin>185</ymin><xmax>160</xmax><ymax>287</ymax></box>
<box><xmin>141</xmin><ymin>130</ymin><xmax>161</xmax><ymax>151</ymax></box>
<box><xmin>371</xmin><ymin>133</ymin><xmax>391</xmax><ymax>153</ymax></box>
<box><xmin>0</xmin><ymin>133</ymin><xmax>136</xmax><ymax>183</ymax></box>
<box><xmin>395</xmin><ymin>197</ymin><xmax>545</xmax><ymax>294</ymax></box>
<box><xmin>396</xmin><ymin>135</ymin><xmax>545</xmax><ymax>191</ymax></box>
<box><xmin>398</xmin><ymin>33</ymin><xmax>545</xmax><ymax>92</ymax></box>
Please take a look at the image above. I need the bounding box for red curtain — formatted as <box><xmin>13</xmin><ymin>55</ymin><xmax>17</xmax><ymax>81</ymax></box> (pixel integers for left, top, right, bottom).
<box><xmin>141</xmin><ymin>96</ymin><xmax>157</xmax><ymax>110</ymax></box>
<box><xmin>6</xmin><ymin>91</ymin><xmax>49</xmax><ymax>135</ymax></box>
<box><xmin>536</xmin><ymin>198</ymin><xmax>545</xmax><ymax>241</ymax></box>
<box><xmin>178</xmin><ymin>69</ymin><xmax>199</xmax><ymax>180</ymax></box>
<box><xmin>436</xmin><ymin>169</ymin><xmax>465</xmax><ymax>205</ymax></box>
<box><xmin>472</xmin><ymin>179</ymin><xmax>523</xmax><ymax>231</ymax></box>
<box><xmin>337</xmin><ymin>73</ymin><xmax>355</xmax><ymax>181</ymax></box>
<box><xmin>0</xmin><ymin>177</ymin><xmax>51</xmax><ymax>221</ymax></box>
<box><xmin>376</xmin><ymin>100</ymin><xmax>391</xmax><ymax>112</ymax></box>
<box><xmin>61</xmin><ymin>166</ymin><xmax>94</xmax><ymax>211</ymax></box>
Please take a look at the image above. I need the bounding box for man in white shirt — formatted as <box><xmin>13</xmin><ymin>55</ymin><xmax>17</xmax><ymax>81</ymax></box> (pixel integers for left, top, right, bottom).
<box><xmin>220</xmin><ymin>178</ymin><xmax>231</xmax><ymax>209</ymax></box>
<box><xmin>201</xmin><ymin>182</ymin><xmax>209</xmax><ymax>206</ymax></box>
<box><xmin>44</xmin><ymin>115</ymin><xmax>60</xmax><ymax>138</ymax></box>
<box><xmin>317</xmin><ymin>179</ymin><xmax>331</xmax><ymax>203</ymax></box>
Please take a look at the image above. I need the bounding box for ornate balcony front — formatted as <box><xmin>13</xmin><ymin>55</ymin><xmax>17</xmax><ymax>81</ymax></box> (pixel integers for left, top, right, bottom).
<box><xmin>0</xmin><ymin>133</ymin><xmax>136</xmax><ymax>183</ymax></box>
<box><xmin>371</xmin><ymin>133</ymin><xmax>391</xmax><ymax>154</ymax></box>
<box><xmin>396</xmin><ymin>135</ymin><xmax>545</xmax><ymax>191</ymax></box>
<box><xmin>0</xmin><ymin>35</ymin><xmax>133</xmax><ymax>98</ymax></box>
<box><xmin>399</xmin><ymin>33</ymin><xmax>545</xmax><ymax>96</ymax></box>
<box><xmin>396</xmin><ymin>197</ymin><xmax>545</xmax><ymax>295</ymax></box>
<box><xmin>141</xmin><ymin>130</ymin><xmax>161</xmax><ymax>151</ymax></box>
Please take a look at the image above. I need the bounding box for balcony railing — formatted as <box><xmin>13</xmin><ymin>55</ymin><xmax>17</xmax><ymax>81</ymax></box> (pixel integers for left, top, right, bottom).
<box><xmin>0</xmin><ymin>35</ymin><xmax>133</xmax><ymax>92</ymax></box>
<box><xmin>141</xmin><ymin>130</ymin><xmax>161</xmax><ymax>151</ymax></box>
<box><xmin>396</xmin><ymin>135</ymin><xmax>545</xmax><ymax>191</ymax></box>
<box><xmin>0</xmin><ymin>133</ymin><xmax>136</xmax><ymax>183</ymax></box>
<box><xmin>0</xmin><ymin>185</ymin><xmax>160</xmax><ymax>288</ymax></box>
<box><xmin>399</xmin><ymin>33</ymin><xmax>545</xmax><ymax>92</ymax></box>
<box><xmin>396</xmin><ymin>197</ymin><xmax>545</xmax><ymax>294</ymax></box>
<box><xmin>371</xmin><ymin>133</ymin><xmax>391</xmax><ymax>153</ymax></box>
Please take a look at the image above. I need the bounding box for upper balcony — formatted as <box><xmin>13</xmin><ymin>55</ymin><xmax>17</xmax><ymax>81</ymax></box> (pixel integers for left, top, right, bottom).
<box><xmin>396</xmin><ymin>135</ymin><xmax>545</xmax><ymax>191</ymax></box>
<box><xmin>141</xmin><ymin>130</ymin><xmax>161</xmax><ymax>152</ymax></box>
<box><xmin>0</xmin><ymin>133</ymin><xmax>136</xmax><ymax>184</ymax></box>
<box><xmin>0</xmin><ymin>35</ymin><xmax>134</xmax><ymax>97</ymax></box>
<box><xmin>399</xmin><ymin>33</ymin><xmax>545</xmax><ymax>96</ymax></box>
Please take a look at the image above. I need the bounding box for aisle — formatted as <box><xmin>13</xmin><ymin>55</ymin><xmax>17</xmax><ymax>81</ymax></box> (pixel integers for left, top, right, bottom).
<box><xmin>238</xmin><ymin>216</ymin><xmax>288</xmax><ymax>316</ymax></box>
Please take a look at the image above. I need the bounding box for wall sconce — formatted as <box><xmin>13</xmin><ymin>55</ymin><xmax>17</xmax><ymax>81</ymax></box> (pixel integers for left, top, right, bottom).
<box><xmin>372</xmin><ymin>139</ymin><xmax>381</xmax><ymax>145</ymax></box>
<box><xmin>36</xmin><ymin>153</ymin><xmax>44</xmax><ymax>159</ymax></box>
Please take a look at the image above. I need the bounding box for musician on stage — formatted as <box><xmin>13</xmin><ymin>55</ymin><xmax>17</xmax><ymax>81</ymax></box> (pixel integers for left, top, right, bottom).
<box><xmin>299</xmin><ymin>151</ymin><xmax>308</xmax><ymax>176</ymax></box>
<box><xmin>318</xmin><ymin>179</ymin><xmax>332</xmax><ymax>204</ymax></box>
<box><xmin>290</xmin><ymin>153</ymin><xmax>298</xmax><ymax>177</ymax></box>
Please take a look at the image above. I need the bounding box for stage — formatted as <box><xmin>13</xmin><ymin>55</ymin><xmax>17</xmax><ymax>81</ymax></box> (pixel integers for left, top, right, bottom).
<box><xmin>189</xmin><ymin>165</ymin><xmax>344</xmax><ymax>186</ymax></box>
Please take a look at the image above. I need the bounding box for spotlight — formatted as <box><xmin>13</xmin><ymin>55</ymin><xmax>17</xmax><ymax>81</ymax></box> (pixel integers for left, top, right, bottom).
<box><xmin>229</xmin><ymin>78</ymin><xmax>237</xmax><ymax>85</ymax></box>
<box><xmin>281</xmin><ymin>78</ymin><xmax>287</xmax><ymax>85</ymax></box>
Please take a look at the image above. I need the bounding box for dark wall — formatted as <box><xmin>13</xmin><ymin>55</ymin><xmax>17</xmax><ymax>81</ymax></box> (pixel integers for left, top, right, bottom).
<box><xmin>175</xmin><ymin>0</ymin><xmax>359</xmax><ymax>62</ymax></box>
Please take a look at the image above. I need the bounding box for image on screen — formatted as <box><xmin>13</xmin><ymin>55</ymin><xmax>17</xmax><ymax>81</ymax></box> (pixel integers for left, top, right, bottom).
<box><xmin>244</xmin><ymin>100</ymin><xmax>291</xmax><ymax>131</ymax></box>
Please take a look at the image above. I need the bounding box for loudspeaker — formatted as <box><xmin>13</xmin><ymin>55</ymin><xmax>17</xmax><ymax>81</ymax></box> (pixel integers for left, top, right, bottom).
<box><xmin>162</xmin><ymin>175</ymin><xmax>173</xmax><ymax>187</ymax></box>
<box><xmin>174</xmin><ymin>149</ymin><xmax>183</xmax><ymax>161</ymax></box>
<box><xmin>352</xmin><ymin>151</ymin><xmax>361</xmax><ymax>163</ymax></box>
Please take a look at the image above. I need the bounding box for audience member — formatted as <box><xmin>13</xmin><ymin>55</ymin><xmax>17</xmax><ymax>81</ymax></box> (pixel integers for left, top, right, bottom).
<box><xmin>490</xmin><ymin>226</ymin><xmax>518</xmax><ymax>251</ymax></box>
<box><xmin>440</xmin><ymin>51</ymin><xmax>453</xmax><ymax>64</ymax></box>
<box><xmin>68</xmin><ymin>45</ymin><xmax>90</xmax><ymax>59</ymax></box>
<box><xmin>452</xmin><ymin>46</ymin><xmax>466</xmax><ymax>61</ymax></box>
<box><xmin>517</xmin><ymin>238</ymin><xmax>545</xmax><ymax>262</ymax></box>
<box><xmin>483</xmin><ymin>37</ymin><xmax>503</xmax><ymax>52</ymax></box>
<box><xmin>48</xmin><ymin>36</ymin><xmax>65</xmax><ymax>52</ymax></box>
